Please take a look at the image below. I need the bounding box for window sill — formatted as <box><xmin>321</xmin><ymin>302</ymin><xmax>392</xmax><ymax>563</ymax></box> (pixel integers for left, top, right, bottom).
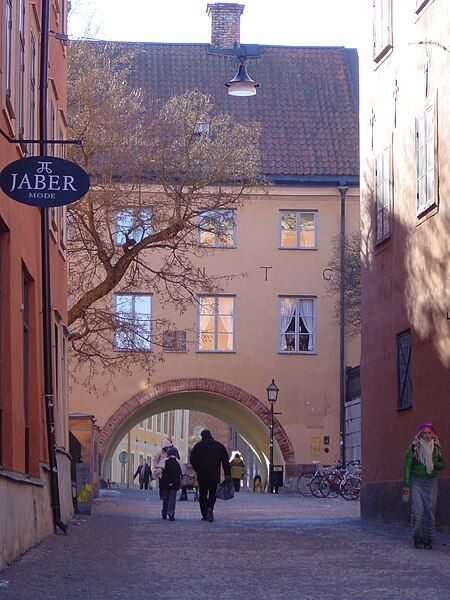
<box><xmin>199</xmin><ymin>245</ymin><xmax>237</xmax><ymax>250</ymax></box>
<box><xmin>415</xmin><ymin>0</ymin><xmax>435</xmax><ymax>18</ymax></box>
<box><xmin>113</xmin><ymin>348</ymin><xmax>153</xmax><ymax>353</ymax></box>
<box><xmin>416</xmin><ymin>201</ymin><xmax>437</xmax><ymax>220</ymax></box>
<box><xmin>397</xmin><ymin>404</ymin><xmax>413</xmax><ymax>411</ymax></box>
<box><xmin>373</xmin><ymin>45</ymin><xmax>393</xmax><ymax>69</ymax></box>
<box><xmin>195</xmin><ymin>350</ymin><xmax>236</xmax><ymax>354</ymax></box>
<box><xmin>278</xmin><ymin>246</ymin><xmax>318</xmax><ymax>251</ymax></box>
<box><xmin>278</xmin><ymin>351</ymin><xmax>317</xmax><ymax>356</ymax></box>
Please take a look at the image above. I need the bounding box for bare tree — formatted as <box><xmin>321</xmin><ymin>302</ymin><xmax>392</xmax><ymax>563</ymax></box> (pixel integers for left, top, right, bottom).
<box><xmin>66</xmin><ymin>42</ymin><xmax>264</xmax><ymax>382</ymax></box>
<box><xmin>325</xmin><ymin>232</ymin><xmax>361</xmax><ymax>339</ymax></box>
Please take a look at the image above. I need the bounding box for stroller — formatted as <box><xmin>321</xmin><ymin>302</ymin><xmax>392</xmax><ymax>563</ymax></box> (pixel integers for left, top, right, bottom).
<box><xmin>179</xmin><ymin>464</ymin><xmax>198</xmax><ymax>501</ymax></box>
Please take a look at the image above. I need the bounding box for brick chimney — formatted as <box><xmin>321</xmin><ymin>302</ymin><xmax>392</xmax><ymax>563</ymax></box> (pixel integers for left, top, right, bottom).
<box><xmin>207</xmin><ymin>3</ymin><xmax>245</xmax><ymax>49</ymax></box>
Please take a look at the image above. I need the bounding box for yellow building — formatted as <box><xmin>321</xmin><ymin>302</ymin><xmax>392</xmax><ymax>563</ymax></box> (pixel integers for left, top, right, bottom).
<box><xmin>110</xmin><ymin>410</ymin><xmax>189</xmax><ymax>485</ymax></box>
<box><xmin>69</xmin><ymin>3</ymin><xmax>360</xmax><ymax>487</ymax></box>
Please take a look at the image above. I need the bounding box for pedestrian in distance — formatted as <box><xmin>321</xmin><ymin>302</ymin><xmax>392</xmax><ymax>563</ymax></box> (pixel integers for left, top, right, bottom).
<box><xmin>133</xmin><ymin>458</ymin><xmax>152</xmax><ymax>490</ymax></box>
<box><xmin>253</xmin><ymin>474</ymin><xmax>262</xmax><ymax>493</ymax></box>
<box><xmin>403</xmin><ymin>422</ymin><xmax>445</xmax><ymax>549</ymax></box>
<box><xmin>160</xmin><ymin>447</ymin><xmax>183</xmax><ymax>521</ymax></box>
<box><xmin>153</xmin><ymin>438</ymin><xmax>180</xmax><ymax>499</ymax></box>
<box><xmin>230</xmin><ymin>452</ymin><xmax>246</xmax><ymax>492</ymax></box>
<box><xmin>190</xmin><ymin>429</ymin><xmax>231</xmax><ymax>522</ymax></box>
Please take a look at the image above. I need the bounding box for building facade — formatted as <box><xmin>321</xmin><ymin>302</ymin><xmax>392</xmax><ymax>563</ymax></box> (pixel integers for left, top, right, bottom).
<box><xmin>69</xmin><ymin>3</ymin><xmax>360</xmax><ymax>486</ymax></box>
<box><xmin>110</xmin><ymin>410</ymin><xmax>190</xmax><ymax>486</ymax></box>
<box><xmin>360</xmin><ymin>0</ymin><xmax>449</xmax><ymax>527</ymax></box>
<box><xmin>0</xmin><ymin>0</ymin><xmax>72</xmax><ymax>566</ymax></box>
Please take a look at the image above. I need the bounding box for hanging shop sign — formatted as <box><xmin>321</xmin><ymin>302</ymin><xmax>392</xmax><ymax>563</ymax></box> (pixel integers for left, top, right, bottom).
<box><xmin>0</xmin><ymin>156</ymin><xmax>90</xmax><ymax>207</ymax></box>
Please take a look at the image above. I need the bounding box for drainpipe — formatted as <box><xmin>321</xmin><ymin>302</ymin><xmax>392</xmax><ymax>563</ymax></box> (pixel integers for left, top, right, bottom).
<box><xmin>39</xmin><ymin>0</ymin><xmax>67</xmax><ymax>534</ymax></box>
<box><xmin>338</xmin><ymin>185</ymin><xmax>348</xmax><ymax>467</ymax></box>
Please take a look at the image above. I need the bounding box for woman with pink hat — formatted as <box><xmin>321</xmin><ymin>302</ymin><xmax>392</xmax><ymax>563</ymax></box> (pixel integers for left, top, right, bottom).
<box><xmin>403</xmin><ymin>423</ymin><xmax>445</xmax><ymax>549</ymax></box>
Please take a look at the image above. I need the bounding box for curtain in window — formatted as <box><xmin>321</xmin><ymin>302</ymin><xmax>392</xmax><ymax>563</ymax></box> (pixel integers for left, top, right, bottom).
<box><xmin>280</xmin><ymin>298</ymin><xmax>296</xmax><ymax>351</ymax></box>
<box><xmin>298</xmin><ymin>299</ymin><xmax>315</xmax><ymax>351</ymax></box>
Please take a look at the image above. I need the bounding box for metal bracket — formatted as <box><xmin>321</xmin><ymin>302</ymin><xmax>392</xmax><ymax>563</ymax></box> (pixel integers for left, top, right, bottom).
<box><xmin>0</xmin><ymin>126</ymin><xmax>82</xmax><ymax>145</ymax></box>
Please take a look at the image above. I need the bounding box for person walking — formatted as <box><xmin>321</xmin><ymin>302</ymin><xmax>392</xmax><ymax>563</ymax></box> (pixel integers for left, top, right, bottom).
<box><xmin>403</xmin><ymin>422</ymin><xmax>445</xmax><ymax>549</ymax></box>
<box><xmin>153</xmin><ymin>439</ymin><xmax>178</xmax><ymax>499</ymax></box>
<box><xmin>190</xmin><ymin>429</ymin><xmax>231</xmax><ymax>522</ymax></box>
<box><xmin>133</xmin><ymin>459</ymin><xmax>152</xmax><ymax>490</ymax></box>
<box><xmin>160</xmin><ymin>448</ymin><xmax>183</xmax><ymax>521</ymax></box>
<box><xmin>230</xmin><ymin>452</ymin><xmax>246</xmax><ymax>492</ymax></box>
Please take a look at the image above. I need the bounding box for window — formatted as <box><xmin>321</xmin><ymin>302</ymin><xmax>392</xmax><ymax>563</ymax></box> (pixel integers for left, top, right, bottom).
<box><xmin>416</xmin><ymin>104</ymin><xmax>436</xmax><ymax>214</ymax></box>
<box><xmin>18</xmin><ymin>0</ymin><xmax>26</xmax><ymax>136</ymax></box>
<box><xmin>29</xmin><ymin>30</ymin><xmax>37</xmax><ymax>155</ymax></box>
<box><xmin>147</xmin><ymin>417</ymin><xmax>152</xmax><ymax>430</ymax></box>
<box><xmin>280</xmin><ymin>211</ymin><xmax>317</xmax><ymax>249</ymax></box>
<box><xmin>397</xmin><ymin>330</ymin><xmax>413</xmax><ymax>409</ymax></box>
<box><xmin>139</xmin><ymin>421</ymin><xmax>144</xmax><ymax>429</ymax></box>
<box><xmin>197</xmin><ymin>295</ymin><xmax>235</xmax><ymax>352</ymax></box>
<box><xmin>279</xmin><ymin>297</ymin><xmax>316</xmax><ymax>353</ymax></box>
<box><xmin>375</xmin><ymin>146</ymin><xmax>391</xmax><ymax>242</ymax></box>
<box><xmin>171</xmin><ymin>412</ymin><xmax>175</xmax><ymax>437</ymax></box>
<box><xmin>156</xmin><ymin>413</ymin><xmax>161</xmax><ymax>433</ymax></box>
<box><xmin>130</xmin><ymin>454</ymin><xmax>135</xmax><ymax>478</ymax></box>
<box><xmin>139</xmin><ymin>453</ymin><xmax>144</xmax><ymax>462</ymax></box>
<box><xmin>162</xmin><ymin>412</ymin><xmax>169</xmax><ymax>436</ymax></box>
<box><xmin>163</xmin><ymin>330</ymin><xmax>186</xmax><ymax>352</ymax></box>
<box><xmin>199</xmin><ymin>210</ymin><xmax>236</xmax><ymax>247</ymax></box>
<box><xmin>116</xmin><ymin>208</ymin><xmax>152</xmax><ymax>245</ymax></box>
<box><xmin>146</xmin><ymin>455</ymin><xmax>151</xmax><ymax>465</ymax></box>
<box><xmin>22</xmin><ymin>270</ymin><xmax>31</xmax><ymax>473</ymax></box>
<box><xmin>5</xmin><ymin>0</ymin><xmax>13</xmax><ymax>104</ymax></box>
<box><xmin>373</xmin><ymin>0</ymin><xmax>392</xmax><ymax>61</ymax></box>
<box><xmin>114</xmin><ymin>294</ymin><xmax>152</xmax><ymax>351</ymax></box>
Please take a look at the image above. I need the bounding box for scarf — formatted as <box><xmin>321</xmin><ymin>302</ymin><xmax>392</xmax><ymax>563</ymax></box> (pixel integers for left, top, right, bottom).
<box><xmin>412</xmin><ymin>433</ymin><xmax>442</xmax><ymax>474</ymax></box>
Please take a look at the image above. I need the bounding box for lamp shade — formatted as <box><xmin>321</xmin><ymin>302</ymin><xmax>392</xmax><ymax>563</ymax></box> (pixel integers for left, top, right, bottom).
<box><xmin>266</xmin><ymin>379</ymin><xmax>279</xmax><ymax>403</ymax></box>
<box><xmin>226</xmin><ymin>58</ymin><xmax>259</xmax><ymax>97</ymax></box>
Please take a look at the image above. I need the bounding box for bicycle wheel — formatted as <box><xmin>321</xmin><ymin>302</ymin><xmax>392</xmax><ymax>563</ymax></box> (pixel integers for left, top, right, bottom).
<box><xmin>309</xmin><ymin>475</ymin><xmax>324</xmax><ymax>498</ymax></box>
<box><xmin>340</xmin><ymin>476</ymin><xmax>361</xmax><ymax>500</ymax></box>
<box><xmin>296</xmin><ymin>473</ymin><xmax>314</xmax><ymax>496</ymax></box>
<box><xmin>319</xmin><ymin>474</ymin><xmax>341</xmax><ymax>498</ymax></box>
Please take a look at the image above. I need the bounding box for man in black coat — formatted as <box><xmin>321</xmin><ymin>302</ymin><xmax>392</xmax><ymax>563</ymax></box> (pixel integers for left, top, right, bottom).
<box><xmin>133</xmin><ymin>459</ymin><xmax>152</xmax><ymax>490</ymax></box>
<box><xmin>190</xmin><ymin>429</ymin><xmax>231</xmax><ymax>522</ymax></box>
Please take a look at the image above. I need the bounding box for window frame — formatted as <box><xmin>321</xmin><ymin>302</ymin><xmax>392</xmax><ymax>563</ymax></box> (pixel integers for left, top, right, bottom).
<box><xmin>28</xmin><ymin>29</ymin><xmax>38</xmax><ymax>156</ymax></box>
<box><xmin>5</xmin><ymin>0</ymin><xmax>14</xmax><ymax>111</ymax></box>
<box><xmin>196</xmin><ymin>294</ymin><xmax>236</xmax><ymax>353</ymax></box>
<box><xmin>397</xmin><ymin>330</ymin><xmax>413</xmax><ymax>410</ymax></box>
<box><xmin>18</xmin><ymin>0</ymin><xmax>26</xmax><ymax>137</ymax></box>
<box><xmin>114</xmin><ymin>293</ymin><xmax>152</xmax><ymax>352</ymax></box>
<box><xmin>279</xmin><ymin>210</ymin><xmax>318</xmax><ymax>250</ymax></box>
<box><xmin>415</xmin><ymin>99</ymin><xmax>438</xmax><ymax>216</ymax></box>
<box><xmin>374</xmin><ymin>145</ymin><xmax>391</xmax><ymax>243</ymax></box>
<box><xmin>373</xmin><ymin>0</ymin><xmax>393</xmax><ymax>63</ymax></box>
<box><xmin>278</xmin><ymin>296</ymin><xmax>317</xmax><ymax>354</ymax></box>
<box><xmin>198</xmin><ymin>209</ymin><xmax>237</xmax><ymax>248</ymax></box>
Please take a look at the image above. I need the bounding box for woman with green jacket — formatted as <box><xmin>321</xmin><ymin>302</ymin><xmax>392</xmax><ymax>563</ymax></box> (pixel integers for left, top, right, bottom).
<box><xmin>403</xmin><ymin>422</ymin><xmax>445</xmax><ymax>549</ymax></box>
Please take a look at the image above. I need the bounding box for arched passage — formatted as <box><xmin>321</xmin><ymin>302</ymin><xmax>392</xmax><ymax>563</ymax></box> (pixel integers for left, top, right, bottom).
<box><xmin>99</xmin><ymin>378</ymin><xmax>296</xmax><ymax>481</ymax></box>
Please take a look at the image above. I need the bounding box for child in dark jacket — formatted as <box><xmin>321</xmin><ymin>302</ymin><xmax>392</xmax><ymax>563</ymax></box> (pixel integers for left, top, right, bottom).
<box><xmin>160</xmin><ymin>447</ymin><xmax>182</xmax><ymax>521</ymax></box>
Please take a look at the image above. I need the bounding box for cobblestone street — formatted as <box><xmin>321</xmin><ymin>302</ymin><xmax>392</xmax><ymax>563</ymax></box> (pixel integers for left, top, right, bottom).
<box><xmin>1</xmin><ymin>489</ymin><xmax>449</xmax><ymax>599</ymax></box>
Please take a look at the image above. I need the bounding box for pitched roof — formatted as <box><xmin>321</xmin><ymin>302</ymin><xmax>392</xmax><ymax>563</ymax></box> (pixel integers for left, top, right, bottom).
<box><xmin>91</xmin><ymin>41</ymin><xmax>359</xmax><ymax>184</ymax></box>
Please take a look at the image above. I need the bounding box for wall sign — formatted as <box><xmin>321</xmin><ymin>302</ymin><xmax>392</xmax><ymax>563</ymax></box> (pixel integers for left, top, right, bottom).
<box><xmin>0</xmin><ymin>156</ymin><xmax>90</xmax><ymax>207</ymax></box>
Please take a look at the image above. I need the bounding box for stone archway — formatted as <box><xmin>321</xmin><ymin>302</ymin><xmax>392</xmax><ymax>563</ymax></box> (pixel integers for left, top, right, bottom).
<box><xmin>99</xmin><ymin>378</ymin><xmax>296</xmax><ymax>474</ymax></box>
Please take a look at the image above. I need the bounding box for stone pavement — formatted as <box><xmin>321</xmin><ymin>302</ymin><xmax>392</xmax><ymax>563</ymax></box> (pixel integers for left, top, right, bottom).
<box><xmin>1</xmin><ymin>488</ymin><xmax>449</xmax><ymax>600</ymax></box>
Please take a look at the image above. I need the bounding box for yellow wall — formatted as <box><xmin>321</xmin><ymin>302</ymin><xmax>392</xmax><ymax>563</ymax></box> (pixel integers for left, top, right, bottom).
<box><xmin>70</xmin><ymin>186</ymin><xmax>360</xmax><ymax>476</ymax></box>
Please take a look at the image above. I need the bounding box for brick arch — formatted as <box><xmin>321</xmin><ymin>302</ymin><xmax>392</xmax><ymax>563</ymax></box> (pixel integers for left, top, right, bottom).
<box><xmin>99</xmin><ymin>378</ymin><xmax>296</xmax><ymax>464</ymax></box>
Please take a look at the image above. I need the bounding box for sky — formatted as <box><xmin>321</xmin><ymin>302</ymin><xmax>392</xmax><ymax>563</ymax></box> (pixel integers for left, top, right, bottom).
<box><xmin>69</xmin><ymin>0</ymin><xmax>369</xmax><ymax>56</ymax></box>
